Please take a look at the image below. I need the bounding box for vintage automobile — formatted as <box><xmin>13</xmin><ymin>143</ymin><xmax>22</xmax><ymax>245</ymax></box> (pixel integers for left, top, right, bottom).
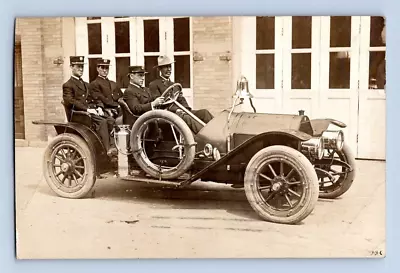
<box><xmin>33</xmin><ymin>76</ymin><xmax>356</xmax><ymax>225</ymax></box>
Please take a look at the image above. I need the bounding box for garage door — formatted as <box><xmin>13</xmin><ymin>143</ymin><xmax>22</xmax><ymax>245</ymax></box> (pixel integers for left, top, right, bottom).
<box><xmin>237</xmin><ymin>16</ymin><xmax>385</xmax><ymax>160</ymax></box>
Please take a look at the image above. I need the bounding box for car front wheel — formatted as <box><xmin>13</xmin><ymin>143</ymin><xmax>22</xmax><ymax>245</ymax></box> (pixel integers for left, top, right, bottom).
<box><xmin>317</xmin><ymin>143</ymin><xmax>356</xmax><ymax>199</ymax></box>
<box><xmin>244</xmin><ymin>145</ymin><xmax>319</xmax><ymax>225</ymax></box>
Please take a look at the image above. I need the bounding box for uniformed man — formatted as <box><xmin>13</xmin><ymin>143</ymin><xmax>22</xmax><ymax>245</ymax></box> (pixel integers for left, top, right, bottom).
<box><xmin>62</xmin><ymin>56</ymin><xmax>117</xmax><ymax>157</ymax></box>
<box><xmin>123</xmin><ymin>65</ymin><xmax>164</xmax><ymax>127</ymax></box>
<box><xmin>149</xmin><ymin>55</ymin><xmax>213</xmax><ymax>134</ymax></box>
<box><xmin>90</xmin><ymin>58</ymin><xmax>123</xmax><ymax>120</ymax></box>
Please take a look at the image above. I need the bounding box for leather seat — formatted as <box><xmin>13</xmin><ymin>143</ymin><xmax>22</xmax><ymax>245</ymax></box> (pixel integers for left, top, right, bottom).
<box><xmin>61</xmin><ymin>100</ymin><xmax>93</xmax><ymax>128</ymax></box>
<box><xmin>118</xmin><ymin>98</ymin><xmax>140</xmax><ymax>127</ymax></box>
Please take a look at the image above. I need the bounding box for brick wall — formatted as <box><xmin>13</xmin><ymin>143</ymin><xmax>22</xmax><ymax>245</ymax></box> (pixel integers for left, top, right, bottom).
<box><xmin>41</xmin><ymin>18</ymin><xmax>65</xmax><ymax>127</ymax></box>
<box><xmin>17</xmin><ymin>17</ymin><xmax>65</xmax><ymax>142</ymax></box>
<box><xmin>192</xmin><ymin>17</ymin><xmax>233</xmax><ymax>115</ymax></box>
<box><xmin>19</xmin><ymin>18</ymin><xmax>47</xmax><ymax>141</ymax></box>
<box><xmin>14</xmin><ymin>31</ymin><xmax>25</xmax><ymax>139</ymax></box>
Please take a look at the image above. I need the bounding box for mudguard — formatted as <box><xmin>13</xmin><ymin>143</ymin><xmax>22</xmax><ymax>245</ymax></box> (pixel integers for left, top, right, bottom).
<box><xmin>179</xmin><ymin>130</ymin><xmax>312</xmax><ymax>187</ymax></box>
<box><xmin>32</xmin><ymin>120</ymin><xmax>110</xmax><ymax>175</ymax></box>
<box><xmin>309</xmin><ymin>118</ymin><xmax>347</xmax><ymax>137</ymax></box>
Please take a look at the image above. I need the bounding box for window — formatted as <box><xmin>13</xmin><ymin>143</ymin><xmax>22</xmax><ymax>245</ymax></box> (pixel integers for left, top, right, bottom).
<box><xmin>328</xmin><ymin>16</ymin><xmax>352</xmax><ymax>89</ymax></box>
<box><xmin>87</xmin><ymin>23</ymin><xmax>102</xmax><ymax>55</ymax></box>
<box><xmin>291</xmin><ymin>16</ymin><xmax>312</xmax><ymax>89</ymax></box>
<box><xmin>256</xmin><ymin>16</ymin><xmax>275</xmax><ymax>89</ymax></box>
<box><xmin>115</xmin><ymin>21</ymin><xmax>130</xmax><ymax>54</ymax></box>
<box><xmin>173</xmin><ymin>17</ymin><xmax>191</xmax><ymax>88</ymax></box>
<box><xmin>88</xmin><ymin>58</ymin><xmax>99</xmax><ymax>82</ymax></box>
<box><xmin>116</xmin><ymin>57</ymin><xmax>130</xmax><ymax>88</ymax></box>
<box><xmin>144</xmin><ymin>19</ymin><xmax>160</xmax><ymax>52</ymax></box>
<box><xmin>368</xmin><ymin>16</ymin><xmax>386</xmax><ymax>89</ymax></box>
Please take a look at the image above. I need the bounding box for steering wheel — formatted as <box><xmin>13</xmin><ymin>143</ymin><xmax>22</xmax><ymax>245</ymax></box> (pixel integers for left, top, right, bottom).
<box><xmin>159</xmin><ymin>83</ymin><xmax>183</xmax><ymax>106</ymax></box>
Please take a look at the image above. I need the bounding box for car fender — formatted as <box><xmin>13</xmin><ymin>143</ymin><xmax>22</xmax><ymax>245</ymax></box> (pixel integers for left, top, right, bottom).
<box><xmin>32</xmin><ymin>120</ymin><xmax>109</xmax><ymax>175</ymax></box>
<box><xmin>309</xmin><ymin>118</ymin><xmax>347</xmax><ymax>136</ymax></box>
<box><xmin>180</xmin><ymin>130</ymin><xmax>312</xmax><ymax>186</ymax></box>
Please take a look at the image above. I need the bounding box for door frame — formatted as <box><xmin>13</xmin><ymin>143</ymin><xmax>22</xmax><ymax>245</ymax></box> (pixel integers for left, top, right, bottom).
<box><xmin>356</xmin><ymin>16</ymin><xmax>386</xmax><ymax>160</ymax></box>
<box><xmin>318</xmin><ymin>16</ymin><xmax>362</xmax><ymax>157</ymax></box>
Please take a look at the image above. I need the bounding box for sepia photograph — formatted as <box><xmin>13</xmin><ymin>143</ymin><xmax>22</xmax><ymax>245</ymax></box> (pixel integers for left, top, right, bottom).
<box><xmin>14</xmin><ymin>15</ymin><xmax>386</xmax><ymax>259</ymax></box>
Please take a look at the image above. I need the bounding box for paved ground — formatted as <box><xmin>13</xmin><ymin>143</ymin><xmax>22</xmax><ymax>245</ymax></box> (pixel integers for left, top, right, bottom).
<box><xmin>14</xmin><ymin>147</ymin><xmax>386</xmax><ymax>259</ymax></box>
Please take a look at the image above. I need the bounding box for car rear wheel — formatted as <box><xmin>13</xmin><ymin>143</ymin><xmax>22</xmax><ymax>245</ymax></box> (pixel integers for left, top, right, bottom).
<box><xmin>43</xmin><ymin>133</ymin><xmax>96</xmax><ymax>199</ymax></box>
<box><xmin>244</xmin><ymin>145</ymin><xmax>319</xmax><ymax>225</ymax></box>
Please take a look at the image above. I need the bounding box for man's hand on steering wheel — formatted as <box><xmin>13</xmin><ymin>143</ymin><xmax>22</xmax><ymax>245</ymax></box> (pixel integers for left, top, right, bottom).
<box><xmin>151</xmin><ymin>97</ymin><xmax>165</xmax><ymax>108</ymax></box>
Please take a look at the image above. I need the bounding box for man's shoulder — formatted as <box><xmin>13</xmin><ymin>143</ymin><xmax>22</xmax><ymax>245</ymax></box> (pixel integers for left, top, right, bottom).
<box><xmin>63</xmin><ymin>78</ymin><xmax>74</xmax><ymax>87</ymax></box>
<box><xmin>149</xmin><ymin>78</ymin><xmax>163</xmax><ymax>86</ymax></box>
<box><xmin>124</xmin><ymin>84</ymin><xmax>135</xmax><ymax>93</ymax></box>
<box><xmin>90</xmin><ymin>77</ymin><xmax>104</xmax><ymax>86</ymax></box>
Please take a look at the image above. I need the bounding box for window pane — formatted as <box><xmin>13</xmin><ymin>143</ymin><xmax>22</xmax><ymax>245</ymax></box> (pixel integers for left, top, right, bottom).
<box><xmin>89</xmin><ymin>58</ymin><xmax>99</xmax><ymax>82</ymax></box>
<box><xmin>144</xmin><ymin>19</ymin><xmax>159</xmax><ymax>52</ymax></box>
<box><xmin>292</xmin><ymin>53</ymin><xmax>311</xmax><ymax>89</ymax></box>
<box><xmin>174</xmin><ymin>55</ymin><xmax>190</xmax><ymax>88</ymax></box>
<box><xmin>115</xmin><ymin>21</ymin><xmax>130</xmax><ymax>53</ymax></box>
<box><xmin>330</xmin><ymin>16</ymin><xmax>351</xmax><ymax>48</ymax></box>
<box><xmin>174</xmin><ymin>17</ymin><xmax>190</xmax><ymax>52</ymax></box>
<box><xmin>115</xmin><ymin>16</ymin><xmax>129</xmax><ymax>18</ymax></box>
<box><xmin>116</xmin><ymin>57</ymin><xmax>130</xmax><ymax>88</ymax></box>
<box><xmin>88</xmin><ymin>23</ymin><xmax>102</xmax><ymax>54</ymax></box>
<box><xmin>256</xmin><ymin>54</ymin><xmax>274</xmax><ymax>89</ymax></box>
<box><xmin>144</xmin><ymin>56</ymin><xmax>158</xmax><ymax>87</ymax></box>
<box><xmin>256</xmin><ymin>16</ymin><xmax>275</xmax><ymax>50</ymax></box>
<box><xmin>292</xmin><ymin>16</ymin><xmax>312</xmax><ymax>49</ymax></box>
<box><xmin>87</xmin><ymin>17</ymin><xmax>100</xmax><ymax>20</ymax></box>
<box><xmin>329</xmin><ymin>52</ymin><xmax>350</xmax><ymax>88</ymax></box>
<box><xmin>370</xmin><ymin>16</ymin><xmax>386</xmax><ymax>47</ymax></box>
<box><xmin>369</xmin><ymin>51</ymin><xmax>386</xmax><ymax>89</ymax></box>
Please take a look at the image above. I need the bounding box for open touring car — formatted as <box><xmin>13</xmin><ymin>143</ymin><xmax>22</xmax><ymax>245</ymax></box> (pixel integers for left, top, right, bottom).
<box><xmin>33</xmin><ymin>76</ymin><xmax>356</xmax><ymax>225</ymax></box>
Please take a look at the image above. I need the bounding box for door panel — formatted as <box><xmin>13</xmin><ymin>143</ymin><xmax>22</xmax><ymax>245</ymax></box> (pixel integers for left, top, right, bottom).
<box><xmin>281</xmin><ymin>16</ymin><xmax>321</xmax><ymax>117</ymax></box>
<box><xmin>318</xmin><ymin>16</ymin><xmax>361</xmax><ymax>156</ymax></box>
<box><xmin>239</xmin><ymin>16</ymin><xmax>284</xmax><ymax>114</ymax></box>
<box><xmin>357</xmin><ymin>16</ymin><xmax>386</xmax><ymax>160</ymax></box>
<box><xmin>166</xmin><ymin>17</ymin><xmax>193</xmax><ymax>108</ymax></box>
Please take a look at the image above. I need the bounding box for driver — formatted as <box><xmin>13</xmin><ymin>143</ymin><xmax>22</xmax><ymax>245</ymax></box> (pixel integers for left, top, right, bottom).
<box><xmin>149</xmin><ymin>55</ymin><xmax>213</xmax><ymax>134</ymax></box>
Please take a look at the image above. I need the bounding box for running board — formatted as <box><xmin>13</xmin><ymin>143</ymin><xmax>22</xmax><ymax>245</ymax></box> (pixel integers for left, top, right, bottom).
<box><xmin>118</xmin><ymin>171</ymin><xmax>190</xmax><ymax>187</ymax></box>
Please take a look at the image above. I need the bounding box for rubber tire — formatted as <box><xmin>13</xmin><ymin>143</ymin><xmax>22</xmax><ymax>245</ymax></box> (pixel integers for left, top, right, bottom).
<box><xmin>43</xmin><ymin>133</ymin><xmax>96</xmax><ymax>199</ymax></box>
<box><xmin>130</xmin><ymin>109</ymin><xmax>196</xmax><ymax>180</ymax></box>
<box><xmin>244</xmin><ymin>145</ymin><xmax>319</xmax><ymax>225</ymax></box>
<box><xmin>318</xmin><ymin>143</ymin><xmax>356</xmax><ymax>199</ymax></box>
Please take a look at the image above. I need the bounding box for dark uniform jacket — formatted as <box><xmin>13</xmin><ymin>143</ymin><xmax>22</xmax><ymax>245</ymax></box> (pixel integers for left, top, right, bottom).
<box><xmin>148</xmin><ymin>77</ymin><xmax>191</xmax><ymax>111</ymax></box>
<box><xmin>122</xmin><ymin>83</ymin><xmax>155</xmax><ymax>126</ymax></box>
<box><xmin>62</xmin><ymin>76</ymin><xmax>103</xmax><ymax>123</ymax></box>
<box><xmin>63</xmin><ymin>76</ymin><xmax>103</xmax><ymax>111</ymax></box>
<box><xmin>90</xmin><ymin>76</ymin><xmax>123</xmax><ymax>109</ymax></box>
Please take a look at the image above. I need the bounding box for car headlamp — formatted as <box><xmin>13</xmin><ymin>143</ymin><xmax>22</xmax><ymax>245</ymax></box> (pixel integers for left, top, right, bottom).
<box><xmin>322</xmin><ymin>130</ymin><xmax>344</xmax><ymax>151</ymax></box>
<box><xmin>300</xmin><ymin>137</ymin><xmax>324</xmax><ymax>160</ymax></box>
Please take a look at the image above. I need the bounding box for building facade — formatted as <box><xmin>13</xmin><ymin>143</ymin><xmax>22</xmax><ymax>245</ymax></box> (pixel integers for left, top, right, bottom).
<box><xmin>14</xmin><ymin>16</ymin><xmax>386</xmax><ymax>160</ymax></box>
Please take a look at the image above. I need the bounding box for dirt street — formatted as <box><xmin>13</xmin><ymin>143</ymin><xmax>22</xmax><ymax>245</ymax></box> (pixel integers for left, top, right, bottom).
<box><xmin>15</xmin><ymin>147</ymin><xmax>385</xmax><ymax>259</ymax></box>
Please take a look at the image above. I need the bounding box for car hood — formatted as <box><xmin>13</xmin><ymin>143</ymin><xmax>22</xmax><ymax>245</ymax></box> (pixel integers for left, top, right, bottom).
<box><xmin>195</xmin><ymin>110</ymin><xmax>314</xmax><ymax>153</ymax></box>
